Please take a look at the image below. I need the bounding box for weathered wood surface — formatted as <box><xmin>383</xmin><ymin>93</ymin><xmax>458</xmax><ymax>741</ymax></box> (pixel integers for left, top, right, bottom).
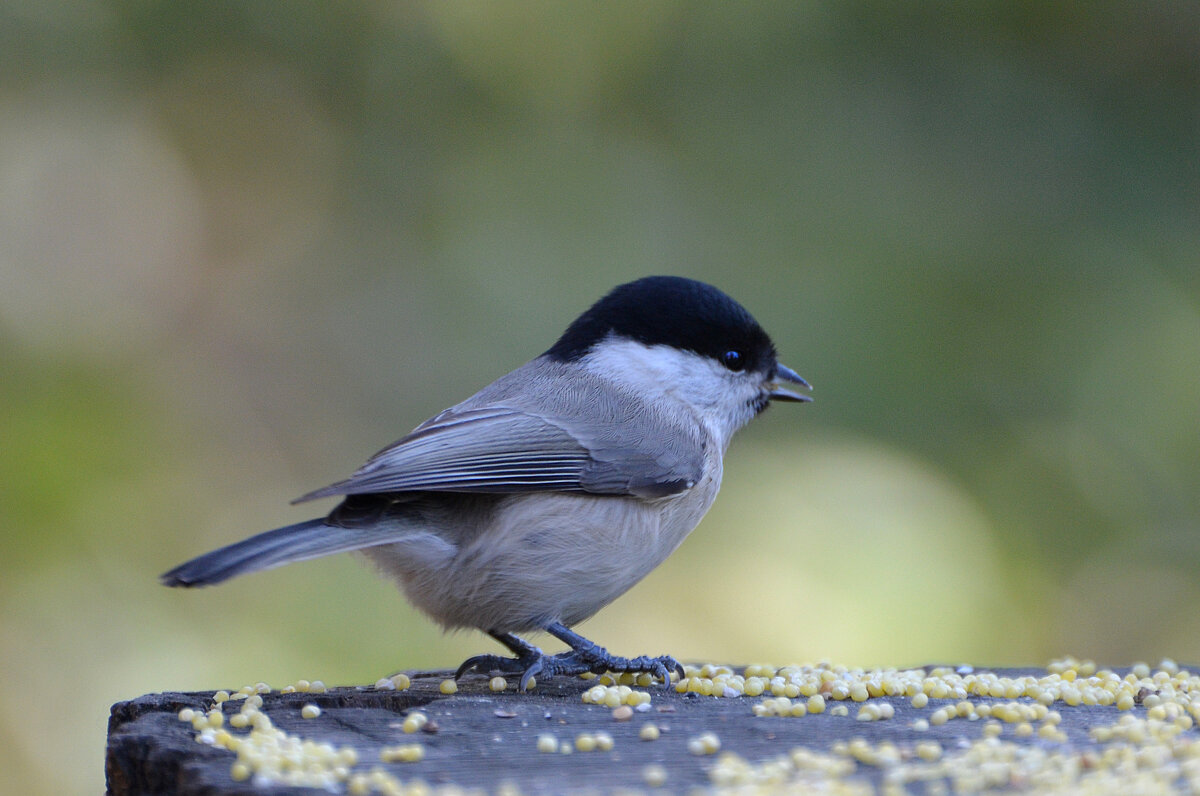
<box><xmin>107</xmin><ymin>666</ymin><xmax>1187</xmax><ymax>795</ymax></box>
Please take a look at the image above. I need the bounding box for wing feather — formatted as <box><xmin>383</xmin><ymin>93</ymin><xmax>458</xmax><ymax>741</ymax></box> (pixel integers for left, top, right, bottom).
<box><xmin>294</xmin><ymin>359</ymin><xmax>707</xmax><ymax>503</ymax></box>
<box><xmin>296</xmin><ymin>408</ymin><xmax>591</xmax><ymax>500</ymax></box>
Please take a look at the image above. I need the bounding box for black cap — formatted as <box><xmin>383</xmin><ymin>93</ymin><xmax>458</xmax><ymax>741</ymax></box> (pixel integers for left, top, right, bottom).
<box><xmin>545</xmin><ymin>276</ymin><xmax>778</xmax><ymax>374</ymax></box>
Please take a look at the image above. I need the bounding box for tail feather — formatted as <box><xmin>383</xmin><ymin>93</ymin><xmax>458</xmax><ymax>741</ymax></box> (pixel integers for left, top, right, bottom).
<box><xmin>161</xmin><ymin>518</ymin><xmax>405</xmax><ymax>587</ymax></box>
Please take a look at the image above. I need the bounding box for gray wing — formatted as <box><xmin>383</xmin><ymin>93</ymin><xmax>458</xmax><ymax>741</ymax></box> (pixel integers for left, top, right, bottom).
<box><xmin>295</xmin><ymin>360</ymin><xmax>706</xmax><ymax>503</ymax></box>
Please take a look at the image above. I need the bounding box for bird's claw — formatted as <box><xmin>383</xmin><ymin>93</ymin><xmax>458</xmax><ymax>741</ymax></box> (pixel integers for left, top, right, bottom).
<box><xmin>455</xmin><ymin>652</ymin><xmax>545</xmax><ymax>691</ymax></box>
<box><xmin>547</xmin><ymin>647</ymin><xmax>682</xmax><ymax>689</ymax></box>
<box><xmin>455</xmin><ymin>625</ymin><xmax>682</xmax><ymax>691</ymax></box>
<box><xmin>453</xmin><ymin>649</ymin><xmax>681</xmax><ymax>691</ymax></box>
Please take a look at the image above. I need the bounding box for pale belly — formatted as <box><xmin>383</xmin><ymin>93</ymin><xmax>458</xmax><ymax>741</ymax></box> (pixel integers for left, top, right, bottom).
<box><xmin>360</xmin><ymin>471</ymin><xmax>721</xmax><ymax>633</ymax></box>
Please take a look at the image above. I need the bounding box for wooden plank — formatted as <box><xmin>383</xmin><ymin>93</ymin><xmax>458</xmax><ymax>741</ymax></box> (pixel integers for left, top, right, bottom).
<box><xmin>106</xmin><ymin>664</ymin><xmax>1198</xmax><ymax>794</ymax></box>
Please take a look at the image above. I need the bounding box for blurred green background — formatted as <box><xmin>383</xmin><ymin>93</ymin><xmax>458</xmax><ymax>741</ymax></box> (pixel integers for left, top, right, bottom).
<box><xmin>2</xmin><ymin>2</ymin><xmax>1198</xmax><ymax>792</ymax></box>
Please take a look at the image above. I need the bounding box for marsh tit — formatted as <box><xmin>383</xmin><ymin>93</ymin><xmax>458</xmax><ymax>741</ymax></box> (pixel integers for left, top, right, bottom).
<box><xmin>162</xmin><ymin>275</ymin><xmax>810</xmax><ymax>689</ymax></box>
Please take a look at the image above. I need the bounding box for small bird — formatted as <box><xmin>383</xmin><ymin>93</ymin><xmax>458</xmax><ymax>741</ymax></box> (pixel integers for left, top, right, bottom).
<box><xmin>162</xmin><ymin>276</ymin><xmax>810</xmax><ymax>690</ymax></box>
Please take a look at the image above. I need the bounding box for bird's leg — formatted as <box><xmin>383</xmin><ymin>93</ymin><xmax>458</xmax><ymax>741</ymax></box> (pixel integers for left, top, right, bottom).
<box><xmin>543</xmin><ymin>622</ymin><xmax>684</xmax><ymax>688</ymax></box>
<box><xmin>454</xmin><ymin>631</ymin><xmax>547</xmax><ymax>691</ymax></box>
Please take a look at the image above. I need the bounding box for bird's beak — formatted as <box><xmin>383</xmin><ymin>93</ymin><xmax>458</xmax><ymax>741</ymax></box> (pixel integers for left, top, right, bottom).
<box><xmin>769</xmin><ymin>363</ymin><xmax>812</xmax><ymax>403</ymax></box>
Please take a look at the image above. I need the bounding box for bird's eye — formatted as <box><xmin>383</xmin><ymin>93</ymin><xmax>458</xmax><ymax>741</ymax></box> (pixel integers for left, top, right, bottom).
<box><xmin>722</xmin><ymin>350</ymin><xmax>745</xmax><ymax>371</ymax></box>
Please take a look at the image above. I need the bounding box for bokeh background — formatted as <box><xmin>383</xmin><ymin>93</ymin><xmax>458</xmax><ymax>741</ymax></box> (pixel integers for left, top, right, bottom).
<box><xmin>2</xmin><ymin>2</ymin><xmax>1198</xmax><ymax>792</ymax></box>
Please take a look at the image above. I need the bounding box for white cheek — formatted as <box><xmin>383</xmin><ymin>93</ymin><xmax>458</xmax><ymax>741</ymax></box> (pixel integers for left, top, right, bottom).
<box><xmin>581</xmin><ymin>339</ymin><xmax>761</xmax><ymax>445</ymax></box>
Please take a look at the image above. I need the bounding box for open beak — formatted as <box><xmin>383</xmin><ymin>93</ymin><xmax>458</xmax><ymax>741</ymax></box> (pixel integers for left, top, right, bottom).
<box><xmin>769</xmin><ymin>363</ymin><xmax>812</xmax><ymax>403</ymax></box>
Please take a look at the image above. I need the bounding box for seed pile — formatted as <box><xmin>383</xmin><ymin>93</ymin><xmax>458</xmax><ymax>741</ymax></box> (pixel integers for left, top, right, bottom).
<box><xmin>704</xmin><ymin>656</ymin><xmax>1200</xmax><ymax>792</ymax></box>
<box><xmin>176</xmin><ymin>683</ymin><xmax>358</xmax><ymax>790</ymax></box>
<box><xmin>170</xmin><ymin>657</ymin><xmax>1200</xmax><ymax>793</ymax></box>
<box><xmin>580</xmin><ymin>682</ymin><xmax>653</xmax><ymax>708</ymax></box>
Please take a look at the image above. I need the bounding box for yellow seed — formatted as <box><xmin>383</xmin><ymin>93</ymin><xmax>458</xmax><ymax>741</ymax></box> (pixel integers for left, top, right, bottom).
<box><xmin>402</xmin><ymin>712</ymin><xmax>428</xmax><ymax>733</ymax></box>
<box><xmin>381</xmin><ymin>743</ymin><xmax>424</xmax><ymax>763</ymax></box>
<box><xmin>643</xmin><ymin>764</ymin><xmax>668</xmax><ymax>787</ymax></box>
<box><xmin>309</xmin><ymin>680</ymin><xmax>326</xmax><ymax>693</ymax></box>
<box><xmin>214</xmin><ymin>690</ymin><xmax>230</xmax><ymax>704</ymax></box>
<box><xmin>178</xmin><ymin>708</ymin><xmax>195</xmax><ymax>723</ymax></box>
<box><xmin>1037</xmin><ymin>724</ymin><xmax>1063</xmax><ymax>741</ymax></box>
<box><xmin>807</xmin><ymin>694</ymin><xmax>826</xmax><ymax>714</ymax></box>
<box><xmin>911</xmin><ymin>693</ymin><xmax>929</xmax><ymax>709</ymax></box>
<box><xmin>912</xmin><ymin>719</ymin><xmax>929</xmax><ymax>731</ymax></box>
<box><xmin>1014</xmin><ymin>722</ymin><xmax>1034</xmax><ymax>737</ymax></box>
<box><xmin>207</xmin><ymin>710</ymin><xmax>224</xmax><ymax>728</ymax></box>
<box><xmin>439</xmin><ymin>679</ymin><xmax>458</xmax><ymax>695</ymax></box>
<box><xmin>595</xmin><ymin>732</ymin><xmax>614</xmax><ymax>752</ymax></box>
<box><xmin>688</xmin><ymin>732</ymin><xmax>720</xmax><ymax>755</ymax></box>
<box><xmin>389</xmin><ymin>673</ymin><xmax>411</xmax><ymax>690</ymax></box>
<box><xmin>536</xmin><ymin>734</ymin><xmax>557</xmax><ymax>753</ymax></box>
<box><xmin>229</xmin><ymin>713</ymin><xmax>250</xmax><ymax>729</ymax></box>
<box><xmin>575</xmin><ymin>733</ymin><xmax>597</xmax><ymax>752</ymax></box>
<box><xmin>612</xmin><ymin>705</ymin><xmax>634</xmax><ymax>721</ymax></box>
<box><xmin>230</xmin><ymin>762</ymin><xmax>251</xmax><ymax>781</ymax></box>
<box><xmin>849</xmin><ymin>684</ymin><xmax>869</xmax><ymax>702</ymax></box>
<box><xmin>916</xmin><ymin>741</ymin><xmax>942</xmax><ymax>761</ymax></box>
<box><xmin>295</xmin><ymin>679</ymin><xmax>312</xmax><ymax>692</ymax></box>
<box><xmin>639</xmin><ymin>724</ymin><xmax>660</xmax><ymax>741</ymax></box>
<box><xmin>983</xmin><ymin>720</ymin><xmax>1002</xmax><ymax>738</ymax></box>
<box><xmin>301</xmin><ymin>704</ymin><xmax>321</xmax><ymax>719</ymax></box>
<box><xmin>489</xmin><ymin>677</ymin><xmax>507</xmax><ymax>692</ymax></box>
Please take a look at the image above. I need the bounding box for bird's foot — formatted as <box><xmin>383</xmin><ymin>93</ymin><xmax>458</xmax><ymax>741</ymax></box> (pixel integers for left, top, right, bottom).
<box><xmin>454</xmin><ymin>626</ymin><xmax>684</xmax><ymax>691</ymax></box>
<box><xmin>454</xmin><ymin>652</ymin><xmax>546</xmax><ymax>691</ymax></box>
<box><xmin>545</xmin><ymin>646</ymin><xmax>683</xmax><ymax>688</ymax></box>
<box><xmin>545</xmin><ymin>621</ymin><xmax>683</xmax><ymax>689</ymax></box>
<box><xmin>455</xmin><ymin>632</ymin><xmax>549</xmax><ymax>691</ymax></box>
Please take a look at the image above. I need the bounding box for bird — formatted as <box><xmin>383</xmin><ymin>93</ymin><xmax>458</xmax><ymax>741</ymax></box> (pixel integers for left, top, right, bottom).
<box><xmin>162</xmin><ymin>275</ymin><xmax>810</xmax><ymax>690</ymax></box>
